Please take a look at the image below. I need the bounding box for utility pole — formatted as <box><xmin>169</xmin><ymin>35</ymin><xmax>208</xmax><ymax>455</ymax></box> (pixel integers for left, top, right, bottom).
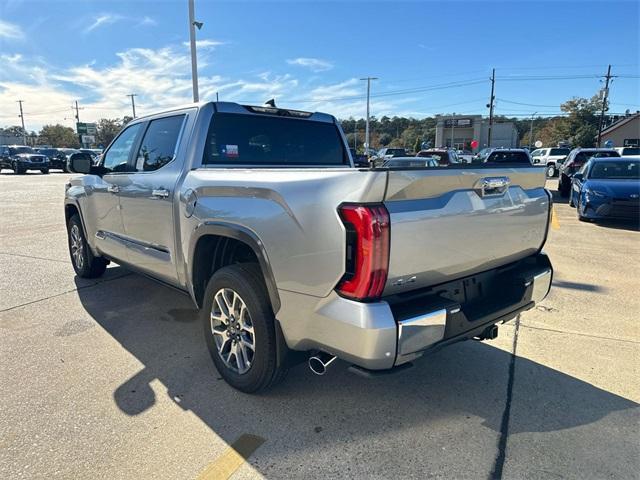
<box><xmin>74</xmin><ymin>100</ymin><xmax>81</xmax><ymax>123</ymax></box>
<box><xmin>188</xmin><ymin>0</ymin><xmax>200</xmax><ymax>102</ymax></box>
<box><xmin>354</xmin><ymin>121</ymin><xmax>357</xmax><ymax>150</ymax></box>
<box><xmin>360</xmin><ymin>77</ymin><xmax>378</xmax><ymax>157</ymax></box>
<box><xmin>487</xmin><ymin>68</ymin><xmax>496</xmax><ymax>147</ymax></box>
<box><xmin>216</xmin><ymin>91</ymin><xmax>219</xmax><ymax>102</ymax></box>
<box><xmin>451</xmin><ymin>112</ymin><xmax>455</xmax><ymax>149</ymax></box>
<box><xmin>127</xmin><ymin>93</ymin><xmax>137</xmax><ymax>118</ymax></box>
<box><xmin>529</xmin><ymin>112</ymin><xmax>537</xmax><ymax>149</ymax></box>
<box><xmin>597</xmin><ymin>64</ymin><xmax>613</xmax><ymax>147</ymax></box>
<box><xmin>17</xmin><ymin>100</ymin><xmax>26</xmax><ymax>145</ymax></box>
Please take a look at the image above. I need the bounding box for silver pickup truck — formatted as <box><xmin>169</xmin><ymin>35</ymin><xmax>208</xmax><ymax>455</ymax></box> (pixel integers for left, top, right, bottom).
<box><xmin>65</xmin><ymin>102</ymin><xmax>553</xmax><ymax>393</ymax></box>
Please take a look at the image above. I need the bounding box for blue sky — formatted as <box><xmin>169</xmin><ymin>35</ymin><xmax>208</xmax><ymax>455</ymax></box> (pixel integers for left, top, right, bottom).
<box><xmin>1</xmin><ymin>0</ymin><xmax>639</xmax><ymax>130</ymax></box>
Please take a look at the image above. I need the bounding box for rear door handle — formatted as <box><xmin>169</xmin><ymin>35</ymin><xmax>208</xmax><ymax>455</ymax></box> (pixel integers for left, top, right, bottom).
<box><xmin>107</xmin><ymin>184</ymin><xmax>119</xmax><ymax>194</ymax></box>
<box><xmin>152</xmin><ymin>188</ymin><xmax>170</xmax><ymax>198</ymax></box>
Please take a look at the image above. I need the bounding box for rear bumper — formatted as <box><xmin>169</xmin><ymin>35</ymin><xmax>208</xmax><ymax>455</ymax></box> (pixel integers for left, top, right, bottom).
<box><xmin>277</xmin><ymin>252</ymin><xmax>553</xmax><ymax>370</ymax></box>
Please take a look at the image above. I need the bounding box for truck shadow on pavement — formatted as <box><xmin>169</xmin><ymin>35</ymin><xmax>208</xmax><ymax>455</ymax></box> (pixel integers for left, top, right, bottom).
<box><xmin>74</xmin><ymin>268</ymin><xmax>639</xmax><ymax>474</ymax></box>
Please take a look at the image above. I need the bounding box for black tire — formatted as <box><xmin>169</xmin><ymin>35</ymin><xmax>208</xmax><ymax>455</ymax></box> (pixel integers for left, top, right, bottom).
<box><xmin>558</xmin><ymin>175</ymin><xmax>570</xmax><ymax>197</ymax></box>
<box><xmin>577</xmin><ymin>198</ymin><xmax>590</xmax><ymax>222</ymax></box>
<box><xmin>41</xmin><ymin>169</ymin><xmax>49</xmax><ymax>174</ymax></box>
<box><xmin>67</xmin><ymin>214</ymin><xmax>107</xmax><ymax>278</ymax></box>
<box><xmin>202</xmin><ymin>263</ymin><xmax>287</xmax><ymax>393</ymax></box>
<box><xmin>14</xmin><ymin>163</ymin><xmax>25</xmax><ymax>175</ymax></box>
<box><xmin>546</xmin><ymin>164</ymin><xmax>556</xmax><ymax>178</ymax></box>
<box><xmin>568</xmin><ymin>189</ymin><xmax>575</xmax><ymax>207</ymax></box>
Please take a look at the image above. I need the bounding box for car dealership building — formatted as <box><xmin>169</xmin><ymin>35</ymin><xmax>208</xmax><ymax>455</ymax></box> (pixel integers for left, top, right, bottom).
<box><xmin>435</xmin><ymin>115</ymin><xmax>519</xmax><ymax>152</ymax></box>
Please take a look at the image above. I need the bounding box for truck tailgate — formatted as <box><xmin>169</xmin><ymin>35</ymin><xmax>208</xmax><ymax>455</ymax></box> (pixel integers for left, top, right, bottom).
<box><xmin>383</xmin><ymin>167</ymin><xmax>550</xmax><ymax>295</ymax></box>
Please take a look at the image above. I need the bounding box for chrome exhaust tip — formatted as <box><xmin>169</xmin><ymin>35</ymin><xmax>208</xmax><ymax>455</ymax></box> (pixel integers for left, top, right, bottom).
<box><xmin>308</xmin><ymin>352</ymin><xmax>337</xmax><ymax>376</ymax></box>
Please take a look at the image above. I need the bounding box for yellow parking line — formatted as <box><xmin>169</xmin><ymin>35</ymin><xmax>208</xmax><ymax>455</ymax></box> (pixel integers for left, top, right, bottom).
<box><xmin>551</xmin><ymin>206</ymin><xmax>560</xmax><ymax>229</ymax></box>
<box><xmin>196</xmin><ymin>434</ymin><xmax>265</xmax><ymax>480</ymax></box>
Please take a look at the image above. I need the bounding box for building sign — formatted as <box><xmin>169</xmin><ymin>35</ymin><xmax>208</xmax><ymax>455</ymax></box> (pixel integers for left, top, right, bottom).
<box><xmin>444</xmin><ymin>118</ymin><xmax>473</xmax><ymax>128</ymax></box>
<box><xmin>77</xmin><ymin>123</ymin><xmax>97</xmax><ymax>135</ymax></box>
<box><xmin>81</xmin><ymin>135</ymin><xmax>95</xmax><ymax>144</ymax></box>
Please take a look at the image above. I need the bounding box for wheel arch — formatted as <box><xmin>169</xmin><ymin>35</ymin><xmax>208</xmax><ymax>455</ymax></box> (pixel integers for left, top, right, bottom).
<box><xmin>189</xmin><ymin>222</ymin><xmax>281</xmax><ymax>314</ymax></box>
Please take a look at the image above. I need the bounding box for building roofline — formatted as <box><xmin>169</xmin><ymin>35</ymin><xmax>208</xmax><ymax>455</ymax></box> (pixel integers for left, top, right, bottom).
<box><xmin>600</xmin><ymin>112</ymin><xmax>640</xmax><ymax>136</ymax></box>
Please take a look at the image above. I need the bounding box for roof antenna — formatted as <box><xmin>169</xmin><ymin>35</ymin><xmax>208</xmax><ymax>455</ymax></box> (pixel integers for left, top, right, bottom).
<box><xmin>264</xmin><ymin>98</ymin><xmax>276</xmax><ymax>108</ymax></box>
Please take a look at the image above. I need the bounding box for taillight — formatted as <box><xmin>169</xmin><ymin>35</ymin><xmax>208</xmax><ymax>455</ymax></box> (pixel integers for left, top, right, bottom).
<box><xmin>336</xmin><ymin>204</ymin><xmax>390</xmax><ymax>301</ymax></box>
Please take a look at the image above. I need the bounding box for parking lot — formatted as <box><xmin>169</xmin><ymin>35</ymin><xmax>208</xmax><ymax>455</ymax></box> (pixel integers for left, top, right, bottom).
<box><xmin>1</xmin><ymin>172</ymin><xmax>638</xmax><ymax>479</ymax></box>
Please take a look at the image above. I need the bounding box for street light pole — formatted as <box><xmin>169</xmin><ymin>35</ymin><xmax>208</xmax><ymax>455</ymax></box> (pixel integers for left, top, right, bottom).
<box><xmin>188</xmin><ymin>0</ymin><xmax>199</xmax><ymax>102</ymax></box>
<box><xmin>17</xmin><ymin>100</ymin><xmax>26</xmax><ymax>145</ymax></box>
<box><xmin>529</xmin><ymin>112</ymin><xmax>537</xmax><ymax>148</ymax></box>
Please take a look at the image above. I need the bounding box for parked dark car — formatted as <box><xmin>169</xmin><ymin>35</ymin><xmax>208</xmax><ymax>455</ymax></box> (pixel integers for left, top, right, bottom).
<box><xmin>0</xmin><ymin>145</ymin><xmax>49</xmax><ymax>174</ymax></box>
<box><xmin>569</xmin><ymin>157</ymin><xmax>640</xmax><ymax>221</ymax></box>
<box><xmin>36</xmin><ymin>148</ymin><xmax>69</xmax><ymax>171</ymax></box>
<box><xmin>558</xmin><ymin>148</ymin><xmax>620</xmax><ymax>197</ymax></box>
<box><xmin>416</xmin><ymin>148</ymin><xmax>460</xmax><ymax>166</ymax></box>
<box><xmin>484</xmin><ymin>149</ymin><xmax>532</xmax><ymax>165</ymax></box>
<box><xmin>349</xmin><ymin>148</ymin><xmax>369</xmax><ymax>167</ymax></box>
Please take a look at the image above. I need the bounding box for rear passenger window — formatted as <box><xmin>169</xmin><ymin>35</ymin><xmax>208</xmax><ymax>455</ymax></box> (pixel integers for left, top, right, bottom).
<box><xmin>486</xmin><ymin>151</ymin><xmax>531</xmax><ymax>164</ymax></box>
<box><xmin>134</xmin><ymin>115</ymin><xmax>185</xmax><ymax>172</ymax></box>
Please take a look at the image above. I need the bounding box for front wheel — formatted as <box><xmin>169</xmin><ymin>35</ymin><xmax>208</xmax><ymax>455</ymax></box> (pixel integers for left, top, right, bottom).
<box><xmin>202</xmin><ymin>263</ymin><xmax>287</xmax><ymax>393</ymax></box>
<box><xmin>41</xmin><ymin>169</ymin><xmax>49</xmax><ymax>174</ymax></box>
<box><xmin>558</xmin><ymin>175</ymin><xmax>570</xmax><ymax>197</ymax></box>
<box><xmin>546</xmin><ymin>164</ymin><xmax>556</xmax><ymax>178</ymax></box>
<box><xmin>67</xmin><ymin>214</ymin><xmax>107</xmax><ymax>278</ymax></box>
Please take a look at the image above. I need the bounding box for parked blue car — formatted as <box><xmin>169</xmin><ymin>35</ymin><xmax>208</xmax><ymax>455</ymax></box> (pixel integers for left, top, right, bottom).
<box><xmin>569</xmin><ymin>157</ymin><xmax>640</xmax><ymax>222</ymax></box>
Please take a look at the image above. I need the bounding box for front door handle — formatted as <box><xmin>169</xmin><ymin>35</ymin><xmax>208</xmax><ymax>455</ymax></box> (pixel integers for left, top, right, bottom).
<box><xmin>152</xmin><ymin>188</ymin><xmax>170</xmax><ymax>198</ymax></box>
<box><xmin>107</xmin><ymin>184</ymin><xmax>119</xmax><ymax>194</ymax></box>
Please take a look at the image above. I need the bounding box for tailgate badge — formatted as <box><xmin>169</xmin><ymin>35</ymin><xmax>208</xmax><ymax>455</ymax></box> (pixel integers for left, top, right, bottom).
<box><xmin>474</xmin><ymin>176</ymin><xmax>510</xmax><ymax>197</ymax></box>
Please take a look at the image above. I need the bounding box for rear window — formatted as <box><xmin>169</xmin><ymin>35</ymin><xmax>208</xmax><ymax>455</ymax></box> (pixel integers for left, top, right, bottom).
<box><xmin>202</xmin><ymin>113</ymin><xmax>348</xmax><ymax>166</ymax></box>
<box><xmin>485</xmin><ymin>151</ymin><xmax>531</xmax><ymax>164</ymax></box>
<box><xmin>550</xmin><ymin>148</ymin><xmax>570</xmax><ymax>156</ymax></box>
<box><xmin>622</xmin><ymin>147</ymin><xmax>640</xmax><ymax>155</ymax></box>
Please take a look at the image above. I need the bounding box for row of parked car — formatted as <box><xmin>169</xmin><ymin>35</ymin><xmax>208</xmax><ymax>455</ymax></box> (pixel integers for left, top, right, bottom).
<box><xmin>0</xmin><ymin>145</ymin><xmax>102</xmax><ymax>174</ymax></box>
<box><xmin>349</xmin><ymin>144</ymin><xmax>639</xmax><ymax>223</ymax></box>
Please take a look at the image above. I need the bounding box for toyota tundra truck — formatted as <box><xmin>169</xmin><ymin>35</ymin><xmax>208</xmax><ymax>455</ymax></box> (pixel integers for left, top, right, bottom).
<box><xmin>64</xmin><ymin>101</ymin><xmax>553</xmax><ymax>393</ymax></box>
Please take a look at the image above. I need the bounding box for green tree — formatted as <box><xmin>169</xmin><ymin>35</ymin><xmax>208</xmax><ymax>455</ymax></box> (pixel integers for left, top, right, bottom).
<box><xmin>39</xmin><ymin>124</ymin><xmax>79</xmax><ymax>148</ymax></box>
<box><xmin>378</xmin><ymin>133</ymin><xmax>392</xmax><ymax>146</ymax></box>
<box><xmin>96</xmin><ymin>118</ymin><xmax>123</xmax><ymax>147</ymax></box>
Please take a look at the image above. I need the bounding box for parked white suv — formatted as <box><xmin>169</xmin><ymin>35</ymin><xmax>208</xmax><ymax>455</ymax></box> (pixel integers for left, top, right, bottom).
<box><xmin>530</xmin><ymin>147</ymin><xmax>571</xmax><ymax>177</ymax></box>
<box><xmin>614</xmin><ymin>146</ymin><xmax>640</xmax><ymax>158</ymax></box>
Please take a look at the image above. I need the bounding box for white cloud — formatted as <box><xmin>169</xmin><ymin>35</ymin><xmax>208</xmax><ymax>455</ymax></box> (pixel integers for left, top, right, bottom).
<box><xmin>84</xmin><ymin>14</ymin><xmax>122</xmax><ymax>33</ymax></box>
<box><xmin>138</xmin><ymin>16</ymin><xmax>157</xmax><ymax>27</ymax></box>
<box><xmin>286</xmin><ymin>57</ymin><xmax>333</xmax><ymax>72</ymax></box>
<box><xmin>182</xmin><ymin>39</ymin><xmax>226</xmax><ymax>50</ymax></box>
<box><xmin>0</xmin><ymin>43</ymin><xmax>415</xmax><ymax>131</ymax></box>
<box><xmin>0</xmin><ymin>19</ymin><xmax>23</xmax><ymax>39</ymax></box>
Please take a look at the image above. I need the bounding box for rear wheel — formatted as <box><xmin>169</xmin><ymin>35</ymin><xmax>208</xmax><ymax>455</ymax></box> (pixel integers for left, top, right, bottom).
<box><xmin>67</xmin><ymin>214</ymin><xmax>107</xmax><ymax>278</ymax></box>
<box><xmin>202</xmin><ymin>263</ymin><xmax>287</xmax><ymax>393</ymax></box>
<box><xmin>569</xmin><ymin>188</ymin><xmax>575</xmax><ymax>207</ymax></box>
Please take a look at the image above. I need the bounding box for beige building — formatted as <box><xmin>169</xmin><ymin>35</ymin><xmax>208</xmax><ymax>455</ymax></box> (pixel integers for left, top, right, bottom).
<box><xmin>599</xmin><ymin>113</ymin><xmax>640</xmax><ymax>147</ymax></box>
<box><xmin>435</xmin><ymin>115</ymin><xmax>519</xmax><ymax>152</ymax></box>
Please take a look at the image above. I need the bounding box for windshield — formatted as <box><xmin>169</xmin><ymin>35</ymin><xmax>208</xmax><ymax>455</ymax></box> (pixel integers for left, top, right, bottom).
<box><xmin>590</xmin><ymin>160</ymin><xmax>640</xmax><ymax>180</ymax></box>
<box><xmin>203</xmin><ymin>113</ymin><xmax>348</xmax><ymax>166</ymax></box>
<box><xmin>385</xmin><ymin>148</ymin><xmax>406</xmax><ymax>157</ymax></box>
<box><xmin>485</xmin><ymin>151</ymin><xmax>531</xmax><ymax>164</ymax></box>
<box><xmin>9</xmin><ymin>146</ymin><xmax>34</xmax><ymax>155</ymax></box>
<box><xmin>550</xmin><ymin>148</ymin><xmax>570</xmax><ymax>156</ymax></box>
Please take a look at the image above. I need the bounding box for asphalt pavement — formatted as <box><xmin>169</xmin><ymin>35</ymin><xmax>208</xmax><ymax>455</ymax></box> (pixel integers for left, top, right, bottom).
<box><xmin>1</xmin><ymin>171</ymin><xmax>638</xmax><ymax>479</ymax></box>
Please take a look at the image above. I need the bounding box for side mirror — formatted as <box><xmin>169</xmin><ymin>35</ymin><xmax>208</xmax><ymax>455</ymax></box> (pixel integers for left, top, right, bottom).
<box><xmin>68</xmin><ymin>152</ymin><xmax>93</xmax><ymax>174</ymax></box>
<box><xmin>573</xmin><ymin>173</ymin><xmax>584</xmax><ymax>182</ymax></box>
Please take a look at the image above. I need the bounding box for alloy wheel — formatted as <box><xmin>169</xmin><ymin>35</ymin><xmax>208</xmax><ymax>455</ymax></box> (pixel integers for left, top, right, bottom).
<box><xmin>210</xmin><ymin>288</ymin><xmax>255</xmax><ymax>374</ymax></box>
<box><xmin>70</xmin><ymin>225</ymin><xmax>84</xmax><ymax>270</ymax></box>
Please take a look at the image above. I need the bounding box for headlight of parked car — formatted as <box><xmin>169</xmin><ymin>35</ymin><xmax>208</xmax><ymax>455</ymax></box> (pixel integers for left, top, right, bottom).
<box><xmin>585</xmin><ymin>189</ymin><xmax>607</xmax><ymax>198</ymax></box>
